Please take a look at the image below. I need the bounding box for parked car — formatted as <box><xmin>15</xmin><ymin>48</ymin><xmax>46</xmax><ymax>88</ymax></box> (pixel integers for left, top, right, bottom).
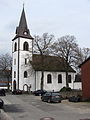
<box><xmin>0</xmin><ymin>98</ymin><xmax>4</xmax><ymax>108</ymax></box>
<box><xmin>41</xmin><ymin>92</ymin><xmax>62</xmax><ymax>103</ymax></box>
<box><xmin>0</xmin><ymin>89</ymin><xmax>6</xmax><ymax>96</ymax></box>
<box><xmin>34</xmin><ymin>90</ymin><xmax>47</xmax><ymax>96</ymax></box>
<box><xmin>68</xmin><ymin>95</ymin><xmax>82</xmax><ymax>102</ymax></box>
<box><xmin>12</xmin><ymin>89</ymin><xmax>22</xmax><ymax>95</ymax></box>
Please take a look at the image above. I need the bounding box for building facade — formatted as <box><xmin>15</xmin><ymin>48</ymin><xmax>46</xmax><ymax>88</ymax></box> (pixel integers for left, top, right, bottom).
<box><xmin>79</xmin><ymin>57</ymin><xmax>90</xmax><ymax>99</ymax></box>
<box><xmin>12</xmin><ymin>8</ymin><xmax>78</xmax><ymax>92</ymax></box>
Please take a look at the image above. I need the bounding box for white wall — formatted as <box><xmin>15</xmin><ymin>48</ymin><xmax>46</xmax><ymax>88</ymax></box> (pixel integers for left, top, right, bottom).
<box><xmin>35</xmin><ymin>71</ymin><xmax>77</xmax><ymax>91</ymax></box>
<box><xmin>73</xmin><ymin>82</ymin><xmax>82</xmax><ymax>90</ymax></box>
<box><xmin>12</xmin><ymin>37</ymin><xmax>35</xmax><ymax>91</ymax></box>
<box><xmin>12</xmin><ymin>38</ymin><xmax>19</xmax><ymax>90</ymax></box>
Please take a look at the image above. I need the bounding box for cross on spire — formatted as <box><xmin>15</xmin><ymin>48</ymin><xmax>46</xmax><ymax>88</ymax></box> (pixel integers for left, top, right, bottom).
<box><xmin>23</xmin><ymin>2</ymin><xmax>24</xmax><ymax>9</ymax></box>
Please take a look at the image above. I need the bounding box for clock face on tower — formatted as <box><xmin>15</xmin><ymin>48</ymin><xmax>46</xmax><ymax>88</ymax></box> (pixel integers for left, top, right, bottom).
<box><xmin>24</xmin><ymin>31</ymin><xmax>28</xmax><ymax>35</ymax></box>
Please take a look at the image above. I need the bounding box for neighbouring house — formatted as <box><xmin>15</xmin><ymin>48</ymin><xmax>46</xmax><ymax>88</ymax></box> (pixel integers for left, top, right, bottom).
<box><xmin>0</xmin><ymin>70</ymin><xmax>12</xmax><ymax>89</ymax></box>
<box><xmin>12</xmin><ymin>7</ymin><xmax>81</xmax><ymax>92</ymax></box>
<box><xmin>79</xmin><ymin>57</ymin><xmax>90</xmax><ymax>99</ymax></box>
<box><xmin>73</xmin><ymin>74</ymin><xmax>82</xmax><ymax>90</ymax></box>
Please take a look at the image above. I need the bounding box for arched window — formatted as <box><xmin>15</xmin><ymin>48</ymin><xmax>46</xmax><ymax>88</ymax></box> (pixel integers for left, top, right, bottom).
<box><xmin>24</xmin><ymin>71</ymin><xmax>27</xmax><ymax>78</ymax></box>
<box><xmin>25</xmin><ymin>58</ymin><xmax>27</xmax><ymax>64</ymax></box>
<box><xmin>47</xmin><ymin>74</ymin><xmax>52</xmax><ymax>84</ymax></box>
<box><xmin>14</xmin><ymin>42</ymin><xmax>17</xmax><ymax>52</ymax></box>
<box><xmin>23</xmin><ymin>42</ymin><xmax>29</xmax><ymax>51</ymax></box>
<box><xmin>14</xmin><ymin>59</ymin><xmax>16</xmax><ymax>65</ymax></box>
<box><xmin>13</xmin><ymin>80</ymin><xmax>16</xmax><ymax>90</ymax></box>
<box><xmin>14</xmin><ymin>71</ymin><xmax>16</xmax><ymax>78</ymax></box>
<box><xmin>58</xmin><ymin>74</ymin><xmax>62</xmax><ymax>83</ymax></box>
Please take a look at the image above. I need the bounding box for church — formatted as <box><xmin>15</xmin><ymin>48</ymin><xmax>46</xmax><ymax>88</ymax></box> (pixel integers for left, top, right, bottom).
<box><xmin>12</xmin><ymin>7</ymin><xmax>79</xmax><ymax>92</ymax></box>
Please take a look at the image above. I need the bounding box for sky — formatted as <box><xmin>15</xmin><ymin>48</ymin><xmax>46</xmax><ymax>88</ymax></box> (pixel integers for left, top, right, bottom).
<box><xmin>0</xmin><ymin>0</ymin><xmax>90</xmax><ymax>54</ymax></box>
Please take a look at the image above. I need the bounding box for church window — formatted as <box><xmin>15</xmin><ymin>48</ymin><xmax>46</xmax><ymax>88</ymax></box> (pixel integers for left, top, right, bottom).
<box><xmin>14</xmin><ymin>71</ymin><xmax>16</xmax><ymax>78</ymax></box>
<box><xmin>58</xmin><ymin>74</ymin><xmax>62</xmax><ymax>83</ymax></box>
<box><xmin>47</xmin><ymin>74</ymin><xmax>52</xmax><ymax>84</ymax></box>
<box><xmin>23</xmin><ymin>42</ymin><xmax>29</xmax><ymax>51</ymax></box>
<box><xmin>25</xmin><ymin>58</ymin><xmax>27</xmax><ymax>64</ymax></box>
<box><xmin>24</xmin><ymin>71</ymin><xmax>28</xmax><ymax>78</ymax></box>
<box><xmin>14</xmin><ymin>59</ymin><xmax>16</xmax><ymax>65</ymax></box>
<box><xmin>14</xmin><ymin>42</ymin><xmax>17</xmax><ymax>52</ymax></box>
<box><xmin>68</xmin><ymin>75</ymin><xmax>71</xmax><ymax>83</ymax></box>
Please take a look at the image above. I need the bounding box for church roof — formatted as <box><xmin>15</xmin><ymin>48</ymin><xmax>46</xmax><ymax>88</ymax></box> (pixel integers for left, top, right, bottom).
<box><xmin>31</xmin><ymin>54</ymin><xmax>76</xmax><ymax>72</ymax></box>
<box><xmin>13</xmin><ymin>7</ymin><xmax>33</xmax><ymax>40</ymax></box>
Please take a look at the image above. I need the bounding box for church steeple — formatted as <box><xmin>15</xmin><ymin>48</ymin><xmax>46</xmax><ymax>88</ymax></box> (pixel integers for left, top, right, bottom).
<box><xmin>18</xmin><ymin>7</ymin><xmax>28</xmax><ymax>30</ymax></box>
<box><xmin>13</xmin><ymin>7</ymin><xmax>33</xmax><ymax>40</ymax></box>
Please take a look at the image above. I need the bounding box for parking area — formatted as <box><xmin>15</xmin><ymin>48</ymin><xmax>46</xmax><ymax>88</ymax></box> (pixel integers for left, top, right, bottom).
<box><xmin>0</xmin><ymin>94</ymin><xmax>90</xmax><ymax>120</ymax></box>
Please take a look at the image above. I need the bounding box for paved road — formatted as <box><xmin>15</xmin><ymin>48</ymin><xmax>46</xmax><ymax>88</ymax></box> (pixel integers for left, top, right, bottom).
<box><xmin>0</xmin><ymin>94</ymin><xmax>90</xmax><ymax>120</ymax></box>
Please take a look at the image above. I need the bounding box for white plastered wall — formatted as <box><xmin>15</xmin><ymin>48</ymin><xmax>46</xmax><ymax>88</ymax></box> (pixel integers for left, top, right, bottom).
<box><xmin>35</xmin><ymin>71</ymin><xmax>77</xmax><ymax>91</ymax></box>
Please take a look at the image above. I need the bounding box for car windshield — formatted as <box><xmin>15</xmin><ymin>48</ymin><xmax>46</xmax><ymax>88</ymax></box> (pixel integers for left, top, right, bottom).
<box><xmin>44</xmin><ymin>92</ymin><xmax>60</xmax><ymax>96</ymax></box>
<box><xmin>52</xmin><ymin>93</ymin><xmax>60</xmax><ymax>96</ymax></box>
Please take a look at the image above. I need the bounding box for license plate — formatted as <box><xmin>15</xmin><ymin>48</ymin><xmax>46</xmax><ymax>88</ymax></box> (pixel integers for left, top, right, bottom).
<box><xmin>55</xmin><ymin>96</ymin><xmax>59</xmax><ymax>98</ymax></box>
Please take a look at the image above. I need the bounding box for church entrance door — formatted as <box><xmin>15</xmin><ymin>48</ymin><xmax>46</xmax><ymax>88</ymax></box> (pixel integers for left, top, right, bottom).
<box><xmin>23</xmin><ymin>84</ymin><xmax>28</xmax><ymax>92</ymax></box>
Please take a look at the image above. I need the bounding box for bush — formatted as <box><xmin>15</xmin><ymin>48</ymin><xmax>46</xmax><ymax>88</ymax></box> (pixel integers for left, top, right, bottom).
<box><xmin>60</xmin><ymin>87</ymin><xmax>72</xmax><ymax>92</ymax></box>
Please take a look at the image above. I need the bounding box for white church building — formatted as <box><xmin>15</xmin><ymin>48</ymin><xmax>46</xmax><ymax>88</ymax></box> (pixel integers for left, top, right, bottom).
<box><xmin>12</xmin><ymin>8</ymin><xmax>81</xmax><ymax>92</ymax></box>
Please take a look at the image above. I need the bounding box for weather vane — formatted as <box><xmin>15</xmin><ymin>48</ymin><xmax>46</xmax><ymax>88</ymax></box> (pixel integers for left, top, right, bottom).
<box><xmin>23</xmin><ymin>1</ymin><xmax>25</xmax><ymax>8</ymax></box>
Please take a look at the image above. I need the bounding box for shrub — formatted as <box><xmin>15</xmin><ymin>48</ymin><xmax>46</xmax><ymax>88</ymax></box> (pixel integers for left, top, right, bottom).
<box><xmin>60</xmin><ymin>87</ymin><xmax>72</xmax><ymax>92</ymax></box>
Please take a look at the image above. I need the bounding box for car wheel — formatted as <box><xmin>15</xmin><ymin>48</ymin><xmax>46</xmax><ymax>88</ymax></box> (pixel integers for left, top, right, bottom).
<box><xmin>59</xmin><ymin>100</ymin><xmax>61</xmax><ymax>103</ymax></box>
<box><xmin>42</xmin><ymin>99</ymin><xmax>44</xmax><ymax>101</ymax></box>
<box><xmin>47</xmin><ymin>99</ymin><xmax>51</xmax><ymax>103</ymax></box>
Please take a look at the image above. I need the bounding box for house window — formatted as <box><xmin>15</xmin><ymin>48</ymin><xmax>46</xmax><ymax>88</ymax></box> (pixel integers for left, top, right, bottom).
<box><xmin>14</xmin><ymin>59</ymin><xmax>16</xmax><ymax>65</ymax></box>
<box><xmin>68</xmin><ymin>75</ymin><xmax>71</xmax><ymax>83</ymax></box>
<box><xmin>23</xmin><ymin>42</ymin><xmax>29</xmax><ymax>51</ymax></box>
<box><xmin>14</xmin><ymin>71</ymin><xmax>16</xmax><ymax>78</ymax></box>
<box><xmin>47</xmin><ymin>74</ymin><xmax>52</xmax><ymax>84</ymax></box>
<box><xmin>58</xmin><ymin>74</ymin><xmax>62</xmax><ymax>83</ymax></box>
<box><xmin>14</xmin><ymin>42</ymin><xmax>17</xmax><ymax>52</ymax></box>
<box><xmin>24</xmin><ymin>71</ymin><xmax>27</xmax><ymax>78</ymax></box>
<box><xmin>25</xmin><ymin>58</ymin><xmax>27</xmax><ymax>64</ymax></box>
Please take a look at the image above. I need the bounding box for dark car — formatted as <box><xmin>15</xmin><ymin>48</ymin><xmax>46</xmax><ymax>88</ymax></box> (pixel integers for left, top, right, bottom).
<box><xmin>12</xmin><ymin>89</ymin><xmax>22</xmax><ymax>95</ymax></box>
<box><xmin>0</xmin><ymin>89</ymin><xmax>6</xmax><ymax>96</ymax></box>
<box><xmin>41</xmin><ymin>92</ymin><xmax>61</xmax><ymax>103</ymax></box>
<box><xmin>34</xmin><ymin>90</ymin><xmax>47</xmax><ymax>96</ymax></box>
<box><xmin>0</xmin><ymin>98</ymin><xmax>4</xmax><ymax>108</ymax></box>
<box><xmin>68</xmin><ymin>95</ymin><xmax>82</xmax><ymax>102</ymax></box>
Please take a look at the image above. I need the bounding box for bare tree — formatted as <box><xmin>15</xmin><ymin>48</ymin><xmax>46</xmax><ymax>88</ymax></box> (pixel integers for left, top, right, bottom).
<box><xmin>0</xmin><ymin>53</ymin><xmax>12</xmax><ymax>90</ymax></box>
<box><xmin>33</xmin><ymin>33</ymin><xmax>54</xmax><ymax>90</ymax></box>
<box><xmin>51</xmin><ymin>35</ymin><xmax>79</xmax><ymax>87</ymax></box>
<box><xmin>74</xmin><ymin>47</ymin><xmax>90</xmax><ymax>72</ymax></box>
<box><xmin>82</xmin><ymin>48</ymin><xmax>90</xmax><ymax>60</ymax></box>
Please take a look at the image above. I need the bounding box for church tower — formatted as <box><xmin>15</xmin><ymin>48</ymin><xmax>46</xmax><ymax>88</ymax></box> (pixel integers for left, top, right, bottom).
<box><xmin>12</xmin><ymin>7</ymin><xmax>34</xmax><ymax>91</ymax></box>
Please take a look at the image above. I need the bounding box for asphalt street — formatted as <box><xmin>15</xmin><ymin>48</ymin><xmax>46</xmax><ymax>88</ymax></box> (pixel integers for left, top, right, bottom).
<box><xmin>0</xmin><ymin>94</ymin><xmax>90</xmax><ymax>120</ymax></box>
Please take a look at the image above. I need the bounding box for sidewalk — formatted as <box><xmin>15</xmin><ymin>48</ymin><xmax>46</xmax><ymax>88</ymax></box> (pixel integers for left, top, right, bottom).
<box><xmin>0</xmin><ymin>109</ymin><xmax>13</xmax><ymax>120</ymax></box>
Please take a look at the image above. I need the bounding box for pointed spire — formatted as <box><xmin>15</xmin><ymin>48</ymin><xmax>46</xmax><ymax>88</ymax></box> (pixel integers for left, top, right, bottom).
<box><xmin>19</xmin><ymin>6</ymin><xmax>28</xmax><ymax>29</ymax></box>
<box><xmin>14</xmin><ymin>7</ymin><xmax>33</xmax><ymax>40</ymax></box>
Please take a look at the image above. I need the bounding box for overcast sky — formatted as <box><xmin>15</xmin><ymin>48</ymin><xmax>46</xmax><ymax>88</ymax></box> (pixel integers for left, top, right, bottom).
<box><xmin>0</xmin><ymin>0</ymin><xmax>90</xmax><ymax>54</ymax></box>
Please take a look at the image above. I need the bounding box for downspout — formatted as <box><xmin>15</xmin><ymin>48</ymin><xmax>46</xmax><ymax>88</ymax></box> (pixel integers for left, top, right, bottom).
<box><xmin>17</xmin><ymin>38</ymin><xmax>20</xmax><ymax>90</ymax></box>
<box><xmin>35</xmin><ymin>70</ymin><xmax>36</xmax><ymax>91</ymax></box>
